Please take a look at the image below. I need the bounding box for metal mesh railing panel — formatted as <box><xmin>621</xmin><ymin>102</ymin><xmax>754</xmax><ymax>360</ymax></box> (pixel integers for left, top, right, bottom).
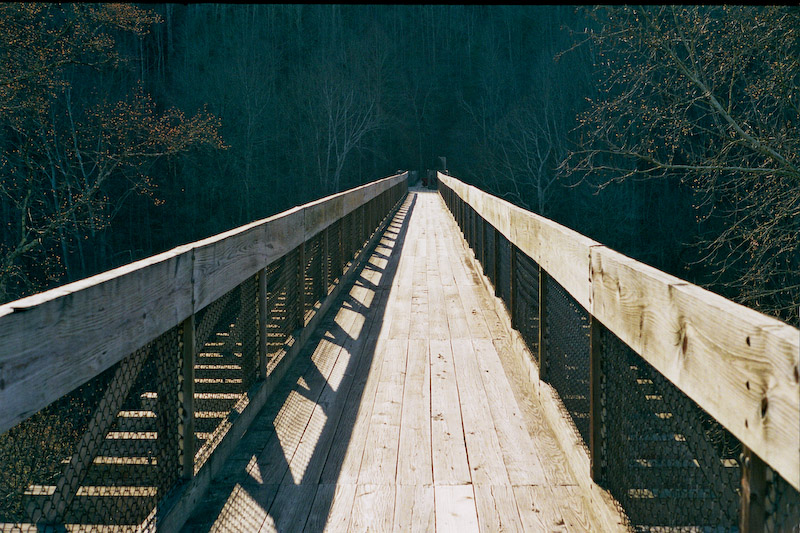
<box><xmin>304</xmin><ymin>232</ymin><xmax>325</xmax><ymax>322</ymax></box>
<box><xmin>193</xmin><ymin>276</ymin><xmax>259</xmax><ymax>472</ymax></box>
<box><xmin>513</xmin><ymin>251</ymin><xmax>540</xmax><ymax>359</ymax></box>
<box><xmin>0</xmin><ymin>327</ymin><xmax>182</xmax><ymax>530</ymax></box>
<box><xmin>265</xmin><ymin>248</ymin><xmax>301</xmax><ymax>371</ymax></box>
<box><xmin>600</xmin><ymin>326</ymin><xmax>742</xmax><ymax>531</ymax></box>
<box><xmin>542</xmin><ymin>274</ymin><xmax>591</xmax><ymax>448</ymax></box>
<box><xmin>766</xmin><ymin>466</ymin><xmax>800</xmax><ymax>532</ymax></box>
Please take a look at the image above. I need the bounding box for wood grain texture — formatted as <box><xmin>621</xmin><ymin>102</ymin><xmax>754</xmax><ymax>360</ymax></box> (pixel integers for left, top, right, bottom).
<box><xmin>450</xmin><ymin>338</ymin><xmax>510</xmax><ymax>485</ymax></box>
<box><xmin>429</xmin><ymin>339</ymin><xmax>471</xmax><ymax>485</ymax></box>
<box><xmin>473</xmin><ymin>484</ymin><xmax>524</xmax><ymax>533</ymax></box>
<box><xmin>434</xmin><ymin>484</ymin><xmax>479</xmax><ymax>532</ymax></box>
<box><xmin>592</xmin><ymin>245</ymin><xmax>800</xmax><ymax>490</ymax></box>
<box><xmin>357</xmin><ymin>338</ymin><xmax>407</xmax><ymax>485</ymax></box>
<box><xmin>0</xmin><ymin>173</ymin><xmax>407</xmax><ymax>436</ymax></box>
<box><xmin>396</xmin><ymin>339</ymin><xmax>433</xmax><ymax>486</ymax></box>
<box><xmin>348</xmin><ymin>484</ymin><xmax>395</xmax><ymax>533</ymax></box>
<box><xmin>0</xmin><ymin>245</ymin><xmax>193</xmax><ymax>434</ymax></box>
<box><xmin>392</xmin><ymin>485</ymin><xmax>434</xmax><ymax>532</ymax></box>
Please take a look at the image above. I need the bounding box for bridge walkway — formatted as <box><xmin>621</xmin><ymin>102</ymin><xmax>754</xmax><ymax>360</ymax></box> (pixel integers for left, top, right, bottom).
<box><xmin>180</xmin><ymin>188</ymin><xmax>602</xmax><ymax>532</ymax></box>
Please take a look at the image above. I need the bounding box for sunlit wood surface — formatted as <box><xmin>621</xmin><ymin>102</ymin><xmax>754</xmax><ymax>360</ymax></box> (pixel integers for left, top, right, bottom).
<box><xmin>180</xmin><ymin>188</ymin><xmax>601</xmax><ymax>532</ymax></box>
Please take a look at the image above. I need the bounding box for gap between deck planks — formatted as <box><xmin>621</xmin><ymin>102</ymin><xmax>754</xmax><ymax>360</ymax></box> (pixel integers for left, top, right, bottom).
<box><xmin>180</xmin><ymin>189</ymin><xmax>605</xmax><ymax>532</ymax></box>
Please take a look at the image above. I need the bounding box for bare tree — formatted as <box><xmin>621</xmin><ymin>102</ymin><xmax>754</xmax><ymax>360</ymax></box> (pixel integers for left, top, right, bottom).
<box><xmin>0</xmin><ymin>4</ymin><xmax>223</xmax><ymax>301</ymax></box>
<box><xmin>566</xmin><ymin>5</ymin><xmax>800</xmax><ymax>323</ymax></box>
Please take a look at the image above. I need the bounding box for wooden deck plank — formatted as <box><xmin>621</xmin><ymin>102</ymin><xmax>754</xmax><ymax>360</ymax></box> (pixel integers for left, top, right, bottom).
<box><xmin>434</xmin><ymin>484</ymin><xmax>480</xmax><ymax>532</ymax></box>
<box><xmin>409</xmin><ymin>228</ymin><xmax>430</xmax><ymax>341</ymax></box>
<box><xmin>472</xmin><ymin>339</ymin><xmax>548</xmax><ymax>486</ymax></box>
<box><xmin>490</xmin><ymin>340</ymin><xmax>574</xmax><ymax>486</ymax></box>
<box><xmin>396</xmin><ymin>338</ymin><xmax>433</xmax><ymax>486</ymax></box>
<box><xmin>442</xmin><ymin>282</ymin><xmax>472</xmax><ymax>341</ymax></box>
<box><xmin>392</xmin><ymin>485</ymin><xmax>434</xmax><ymax>532</ymax></box>
<box><xmin>474</xmin><ymin>484</ymin><xmax>524</xmax><ymax>533</ymax></box>
<box><xmin>303</xmin><ymin>483</ymin><xmax>356</xmax><ymax>533</ymax></box>
<box><xmin>429</xmin><ymin>339</ymin><xmax>471</xmax><ymax>485</ymax></box>
<box><xmin>357</xmin><ymin>338</ymin><xmax>407</xmax><ymax>484</ymax></box>
<box><xmin>319</xmin><ymin>306</ymin><xmax>390</xmax><ymax>485</ymax></box>
<box><xmin>259</xmin><ymin>484</ymin><xmax>317</xmax><ymax>533</ymax></box>
<box><xmin>277</xmin><ymin>287</ymin><xmax>374</xmax><ymax>486</ymax></box>
<box><xmin>450</xmin><ymin>338</ymin><xmax>510</xmax><ymax>485</ymax></box>
<box><xmin>513</xmin><ymin>485</ymin><xmax>566</xmax><ymax>532</ymax></box>
<box><xmin>348</xmin><ymin>484</ymin><xmax>396</xmax><ymax>533</ymax></box>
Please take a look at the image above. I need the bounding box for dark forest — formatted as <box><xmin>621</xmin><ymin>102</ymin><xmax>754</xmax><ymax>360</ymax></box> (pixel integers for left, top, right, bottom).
<box><xmin>0</xmin><ymin>4</ymin><xmax>797</xmax><ymax>324</ymax></box>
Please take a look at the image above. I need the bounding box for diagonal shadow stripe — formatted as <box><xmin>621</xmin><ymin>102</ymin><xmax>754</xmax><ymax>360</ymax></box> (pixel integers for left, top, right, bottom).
<box><xmin>180</xmin><ymin>194</ymin><xmax>417</xmax><ymax>532</ymax></box>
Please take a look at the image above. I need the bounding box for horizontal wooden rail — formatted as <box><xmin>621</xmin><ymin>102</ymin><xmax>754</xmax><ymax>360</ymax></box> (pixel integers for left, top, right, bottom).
<box><xmin>0</xmin><ymin>172</ymin><xmax>408</xmax><ymax>436</ymax></box>
<box><xmin>438</xmin><ymin>171</ymin><xmax>800</xmax><ymax>492</ymax></box>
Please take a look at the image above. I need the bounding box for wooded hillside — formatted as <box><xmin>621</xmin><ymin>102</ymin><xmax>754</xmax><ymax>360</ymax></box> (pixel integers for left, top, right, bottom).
<box><xmin>0</xmin><ymin>5</ymin><xmax>796</xmax><ymax>324</ymax></box>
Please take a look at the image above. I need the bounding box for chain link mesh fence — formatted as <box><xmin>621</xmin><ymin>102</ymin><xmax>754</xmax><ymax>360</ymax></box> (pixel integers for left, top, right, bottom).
<box><xmin>600</xmin><ymin>325</ymin><xmax>742</xmax><ymax>531</ymax></box>
<box><xmin>513</xmin><ymin>251</ymin><xmax>540</xmax><ymax>363</ymax></box>
<box><xmin>542</xmin><ymin>274</ymin><xmax>591</xmax><ymax>448</ymax></box>
<box><xmin>0</xmin><ymin>326</ymin><xmax>182</xmax><ymax>530</ymax></box>
<box><xmin>765</xmin><ymin>464</ymin><xmax>800</xmax><ymax>532</ymax></box>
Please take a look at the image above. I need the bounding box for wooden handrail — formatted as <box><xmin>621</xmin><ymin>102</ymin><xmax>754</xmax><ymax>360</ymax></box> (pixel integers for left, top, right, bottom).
<box><xmin>0</xmin><ymin>172</ymin><xmax>408</xmax><ymax>435</ymax></box>
<box><xmin>438</xmin><ymin>171</ymin><xmax>800</xmax><ymax>491</ymax></box>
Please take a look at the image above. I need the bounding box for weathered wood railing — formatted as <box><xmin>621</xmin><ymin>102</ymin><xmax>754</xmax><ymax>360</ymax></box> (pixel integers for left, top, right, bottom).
<box><xmin>0</xmin><ymin>172</ymin><xmax>408</xmax><ymax>530</ymax></box>
<box><xmin>438</xmin><ymin>172</ymin><xmax>800</xmax><ymax>531</ymax></box>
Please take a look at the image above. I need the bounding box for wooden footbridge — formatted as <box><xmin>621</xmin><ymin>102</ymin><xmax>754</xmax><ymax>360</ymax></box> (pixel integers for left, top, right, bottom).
<box><xmin>1</xmin><ymin>172</ymin><xmax>798</xmax><ymax>532</ymax></box>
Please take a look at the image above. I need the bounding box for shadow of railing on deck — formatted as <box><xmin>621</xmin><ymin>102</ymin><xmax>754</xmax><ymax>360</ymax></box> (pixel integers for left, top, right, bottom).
<box><xmin>181</xmin><ymin>193</ymin><xmax>417</xmax><ymax>532</ymax></box>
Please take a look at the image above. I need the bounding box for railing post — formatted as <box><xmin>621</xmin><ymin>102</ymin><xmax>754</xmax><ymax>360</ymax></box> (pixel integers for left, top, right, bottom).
<box><xmin>509</xmin><ymin>243</ymin><xmax>517</xmax><ymax>329</ymax></box>
<box><xmin>589</xmin><ymin>315</ymin><xmax>603</xmax><ymax>483</ymax></box>
<box><xmin>494</xmin><ymin>228</ymin><xmax>501</xmax><ymax>296</ymax></box>
<box><xmin>538</xmin><ymin>265</ymin><xmax>549</xmax><ymax>381</ymax></box>
<box><xmin>740</xmin><ymin>447</ymin><xmax>767</xmax><ymax>532</ymax></box>
<box><xmin>258</xmin><ymin>268</ymin><xmax>268</xmax><ymax>380</ymax></box>
<box><xmin>181</xmin><ymin>314</ymin><xmax>196</xmax><ymax>480</ymax></box>
<box><xmin>297</xmin><ymin>241</ymin><xmax>306</xmax><ymax>330</ymax></box>
<box><xmin>322</xmin><ymin>226</ymin><xmax>330</xmax><ymax>298</ymax></box>
<box><xmin>481</xmin><ymin>218</ymin><xmax>489</xmax><ymax>275</ymax></box>
<box><xmin>362</xmin><ymin>204</ymin><xmax>369</xmax><ymax>245</ymax></box>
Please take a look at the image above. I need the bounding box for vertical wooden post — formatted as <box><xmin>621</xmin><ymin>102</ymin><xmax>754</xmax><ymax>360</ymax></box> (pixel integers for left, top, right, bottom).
<box><xmin>467</xmin><ymin>207</ymin><xmax>473</xmax><ymax>247</ymax></box>
<box><xmin>181</xmin><ymin>314</ymin><xmax>195</xmax><ymax>480</ymax></box>
<box><xmin>494</xmin><ymin>228</ymin><xmax>501</xmax><ymax>295</ymax></box>
<box><xmin>538</xmin><ymin>266</ymin><xmax>549</xmax><ymax>381</ymax></box>
<box><xmin>589</xmin><ymin>315</ymin><xmax>603</xmax><ymax>483</ymax></box>
<box><xmin>482</xmin><ymin>221</ymin><xmax>488</xmax><ymax>269</ymax></box>
<box><xmin>340</xmin><ymin>216</ymin><xmax>347</xmax><ymax>269</ymax></box>
<box><xmin>257</xmin><ymin>268</ymin><xmax>268</xmax><ymax>380</ymax></box>
<box><xmin>363</xmin><ymin>203</ymin><xmax>369</xmax><ymax>244</ymax></box>
<box><xmin>509</xmin><ymin>243</ymin><xmax>517</xmax><ymax>329</ymax></box>
<box><xmin>740</xmin><ymin>447</ymin><xmax>767</xmax><ymax>533</ymax></box>
<box><xmin>322</xmin><ymin>226</ymin><xmax>330</xmax><ymax>298</ymax></box>
<box><xmin>297</xmin><ymin>241</ymin><xmax>306</xmax><ymax>330</ymax></box>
